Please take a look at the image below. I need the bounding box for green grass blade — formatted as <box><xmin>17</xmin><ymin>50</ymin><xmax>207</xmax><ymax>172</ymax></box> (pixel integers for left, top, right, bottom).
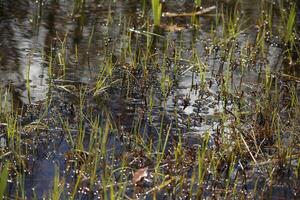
<box><xmin>0</xmin><ymin>162</ymin><xmax>9</xmax><ymax>200</ymax></box>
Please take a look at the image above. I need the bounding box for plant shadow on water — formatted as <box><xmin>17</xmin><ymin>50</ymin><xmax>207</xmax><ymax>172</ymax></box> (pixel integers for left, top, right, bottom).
<box><xmin>0</xmin><ymin>0</ymin><xmax>300</xmax><ymax>199</ymax></box>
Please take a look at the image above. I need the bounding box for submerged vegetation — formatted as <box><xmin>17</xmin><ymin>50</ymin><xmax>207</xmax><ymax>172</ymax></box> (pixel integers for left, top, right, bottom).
<box><xmin>0</xmin><ymin>0</ymin><xmax>299</xmax><ymax>199</ymax></box>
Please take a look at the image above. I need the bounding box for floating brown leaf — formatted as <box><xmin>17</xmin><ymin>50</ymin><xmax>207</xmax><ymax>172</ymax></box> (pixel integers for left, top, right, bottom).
<box><xmin>132</xmin><ymin>167</ymin><xmax>148</xmax><ymax>185</ymax></box>
<box><xmin>159</xmin><ymin>24</ymin><xmax>186</xmax><ymax>32</ymax></box>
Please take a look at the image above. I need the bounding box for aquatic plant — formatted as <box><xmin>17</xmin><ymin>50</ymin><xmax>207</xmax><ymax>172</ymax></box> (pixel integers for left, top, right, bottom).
<box><xmin>152</xmin><ymin>0</ymin><xmax>162</xmax><ymax>26</ymax></box>
<box><xmin>51</xmin><ymin>165</ymin><xmax>65</xmax><ymax>200</ymax></box>
<box><xmin>0</xmin><ymin>162</ymin><xmax>9</xmax><ymax>200</ymax></box>
<box><xmin>194</xmin><ymin>0</ymin><xmax>201</xmax><ymax>8</ymax></box>
<box><xmin>281</xmin><ymin>3</ymin><xmax>296</xmax><ymax>44</ymax></box>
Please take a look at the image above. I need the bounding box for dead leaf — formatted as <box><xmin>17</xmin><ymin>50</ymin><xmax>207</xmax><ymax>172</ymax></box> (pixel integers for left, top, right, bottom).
<box><xmin>132</xmin><ymin>167</ymin><xmax>148</xmax><ymax>185</ymax></box>
<box><xmin>159</xmin><ymin>24</ymin><xmax>186</xmax><ymax>32</ymax></box>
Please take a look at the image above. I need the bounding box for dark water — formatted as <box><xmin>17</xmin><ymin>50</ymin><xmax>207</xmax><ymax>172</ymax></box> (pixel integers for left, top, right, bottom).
<box><xmin>0</xmin><ymin>0</ymin><xmax>299</xmax><ymax>199</ymax></box>
<box><xmin>0</xmin><ymin>0</ymin><xmax>298</xmax><ymax>106</ymax></box>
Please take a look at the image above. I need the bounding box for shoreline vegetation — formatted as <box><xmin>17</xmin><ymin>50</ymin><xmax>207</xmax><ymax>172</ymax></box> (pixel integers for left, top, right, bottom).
<box><xmin>0</xmin><ymin>0</ymin><xmax>299</xmax><ymax>199</ymax></box>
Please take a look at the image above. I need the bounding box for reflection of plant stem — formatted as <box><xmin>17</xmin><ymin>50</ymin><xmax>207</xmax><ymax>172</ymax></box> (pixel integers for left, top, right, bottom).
<box><xmin>57</xmin><ymin>33</ymin><xmax>67</xmax><ymax>77</ymax></box>
<box><xmin>26</xmin><ymin>54</ymin><xmax>31</xmax><ymax>104</ymax></box>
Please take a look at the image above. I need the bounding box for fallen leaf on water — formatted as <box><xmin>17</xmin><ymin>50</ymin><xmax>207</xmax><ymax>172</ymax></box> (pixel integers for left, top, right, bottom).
<box><xmin>132</xmin><ymin>167</ymin><xmax>148</xmax><ymax>185</ymax></box>
<box><xmin>159</xmin><ymin>24</ymin><xmax>186</xmax><ymax>32</ymax></box>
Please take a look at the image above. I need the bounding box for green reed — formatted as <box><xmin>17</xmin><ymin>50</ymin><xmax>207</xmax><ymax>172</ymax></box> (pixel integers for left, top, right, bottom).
<box><xmin>0</xmin><ymin>162</ymin><xmax>9</xmax><ymax>200</ymax></box>
<box><xmin>152</xmin><ymin>0</ymin><xmax>162</xmax><ymax>26</ymax></box>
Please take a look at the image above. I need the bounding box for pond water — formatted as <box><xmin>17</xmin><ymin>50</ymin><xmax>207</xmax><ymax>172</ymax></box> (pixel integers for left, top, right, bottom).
<box><xmin>0</xmin><ymin>0</ymin><xmax>299</xmax><ymax>199</ymax></box>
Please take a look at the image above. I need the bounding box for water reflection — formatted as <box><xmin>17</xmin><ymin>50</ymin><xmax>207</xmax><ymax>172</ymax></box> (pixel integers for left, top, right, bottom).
<box><xmin>0</xmin><ymin>0</ymin><xmax>48</xmax><ymax>108</ymax></box>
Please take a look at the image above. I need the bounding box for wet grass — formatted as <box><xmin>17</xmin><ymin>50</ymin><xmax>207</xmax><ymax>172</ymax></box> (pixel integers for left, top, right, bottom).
<box><xmin>0</xmin><ymin>0</ymin><xmax>299</xmax><ymax>199</ymax></box>
<box><xmin>151</xmin><ymin>0</ymin><xmax>162</xmax><ymax>26</ymax></box>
